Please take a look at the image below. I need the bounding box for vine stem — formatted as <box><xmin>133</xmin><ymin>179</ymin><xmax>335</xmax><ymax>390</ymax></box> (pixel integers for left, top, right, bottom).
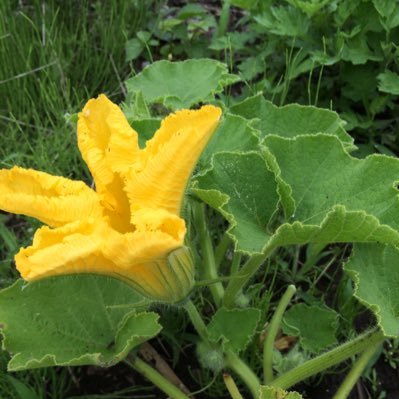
<box><xmin>126</xmin><ymin>356</ymin><xmax>190</xmax><ymax>399</ymax></box>
<box><xmin>332</xmin><ymin>341</ymin><xmax>382</xmax><ymax>399</ymax></box>
<box><xmin>264</xmin><ymin>285</ymin><xmax>297</xmax><ymax>383</ymax></box>
<box><xmin>184</xmin><ymin>300</ymin><xmax>260</xmax><ymax>398</ymax></box>
<box><xmin>225</xmin><ymin>351</ymin><xmax>260</xmax><ymax>399</ymax></box>
<box><xmin>223</xmin><ymin>373</ymin><xmax>244</xmax><ymax>399</ymax></box>
<box><xmin>224</xmin><ymin>249</ymin><xmax>273</xmax><ymax>309</ymax></box>
<box><xmin>271</xmin><ymin>329</ymin><xmax>385</xmax><ymax>389</ymax></box>
<box><xmin>192</xmin><ymin>202</ymin><xmax>224</xmax><ymax>307</ymax></box>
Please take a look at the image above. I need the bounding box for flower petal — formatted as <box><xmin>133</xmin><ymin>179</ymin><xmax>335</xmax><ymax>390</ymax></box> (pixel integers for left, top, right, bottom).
<box><xmin>77</xmin><ymin>94</ymin><xmax>139</xmax><ymax>231</ymax></box>
<box><xmin>0</xmin><ymin>167</ymin><xmax>102</xmax><ymax>227</ymax></box>
<box><xmin>16</xmin><ymin>211</ymin><xmax>191</xmax><ymax>302</ymax></box>
<box><xmin>15</xmin><ymin>219</ymin><xmax>114</xmax><ymax>280</ymax></box>
<box><xmin>125</xmin><ymin>105</ymin><xmax>222</xmax><ymax>216</ymax></box>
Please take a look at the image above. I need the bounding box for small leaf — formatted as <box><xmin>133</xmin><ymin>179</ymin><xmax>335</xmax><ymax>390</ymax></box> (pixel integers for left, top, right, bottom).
<box><xmin>193</xmin><ymin>152</ymin><xmax>279</xmax><ymax>254</ymax></box>
<box><xmin>282</xmin><ymin>304</ymin><xmax>338</xmax><ymax>353</ymax></box>
<box><xmin>125</xmin><ymin>59</ymin><xmax>239</xmax><ymax>110</ymax></box>
<box><xmin>207</xmin><ymin>307</ymin><xmax>261</xmax><ymax>353</ymax></box>
<box><xmin>377</xmin><ymin>71</ymin><xmax>399</xmax><ymax>95</ymax></box>
<box><xmin>230</xmin><ymin>94</ymin><xmax>354</xmax><ymax>149</ymax></box>
<box><xmin>345</xmin><ymin>243</ymin><xmax>399</xmax><ymax>337</ymax></box>
<box><xmin>259</xmin><ymin>386</ymin><xmax>303</xmax><ymax>399</ymax></box>
<box><xmin>125</xmin><ymin>38</ymin><xmax>144</xmax><ymax>62</ymax></box>
<box><xmin>131</xmin><ymin>118</ymin><xmax>161</xmax><ymax>148</ymax></box>
<box><xmin>0</xmin><ymin>275</ymin><xmax>161</xmax><ymax>370</ymax></box>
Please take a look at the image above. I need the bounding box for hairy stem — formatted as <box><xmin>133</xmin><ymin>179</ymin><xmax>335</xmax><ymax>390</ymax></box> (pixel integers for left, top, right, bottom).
<box><xmin>225</xmin><ymin>350</ymin><xmax>261</xmax><ymax>399</ymax></box>
<box><xmin>127</xmin><ymin>356</ymin><xmax>190</xmax><ymax>399</ymax></box>
<box><xmin>272</xmin><ymin>329</ymin><xmax>385</xmax><ymax>389</ymax></box>
<box><xmin>193</xmin><ymin>202</ymin><xmax>224</xmax><ymax>307</ymax></box>
<box><xmin>264</xmin><ymin>285</ymin><xmax>297</xmax><ymax>383</ymax></box>
<box><xmin>332</xmin><ymin>342</ymin><xmax>382</xmax><ymax>399</ymax></box>
<box><xmin>224</xmin><ymin>250</ymin><xmax>272</xmax><ymax>309</ymax></box>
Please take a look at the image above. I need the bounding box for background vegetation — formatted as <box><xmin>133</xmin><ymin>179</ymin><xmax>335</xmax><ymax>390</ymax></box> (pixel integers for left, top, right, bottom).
<box><xmin>1</xmin><ymin>0</ymin><xmax>398</xmax><ymax>398</ymax></box>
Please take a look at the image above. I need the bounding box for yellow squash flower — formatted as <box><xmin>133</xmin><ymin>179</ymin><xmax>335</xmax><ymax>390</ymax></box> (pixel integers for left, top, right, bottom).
<box><xmin>0</xmin><ymin>95</ymin><xmax>222</xmax><ymax>302</ymax></box>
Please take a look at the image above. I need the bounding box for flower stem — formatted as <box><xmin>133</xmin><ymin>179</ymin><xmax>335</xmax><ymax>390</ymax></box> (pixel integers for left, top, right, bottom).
<box><xmin>224</xmin><ymin>250</ymin><xmax>272</xmax><ymax>309</ymax></box>
<box><xmin>192</xmin><ymin>202</ymin><xmax>224</xmax><ymax>307</ymax></box>
<box><xmin>271</xmin><ymin>329</ymin><xmax>385</xmax><ymax>390</ymax></box>
<box><xmin>264</xmin><ymin>285</ymin><xmax>297</xmax><ymax>383</ymax></box>
<box><xmin>224</xmin><ymin>373</ymin><xmax>244</xmax><ymax>399</ymax></box>
<box><xmin>184</xmin><ymin>300</ymin><xmax>208</xmax><ymax>342</ymax></box>
<box><xmin>332</xmin><ymin>342</ymin><xmax>382</xmax><ymax>399</ymax></box>
<box><xmin>225</xmin><ymin>350</ymin><xmax>261</xmax><ymax>399</ymax></box>
<box><xmin>126</xmin><ymin>356</ymin><xmax>190</xmax><ymax>399</ymax></box>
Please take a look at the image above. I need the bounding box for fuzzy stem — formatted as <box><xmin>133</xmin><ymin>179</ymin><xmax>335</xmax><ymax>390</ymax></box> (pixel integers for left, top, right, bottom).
<box><xmin>272</xmin><ymin>329</ymin><xmax>384</xmax><ymax>389</ymax></box>
<box><xmin>264</xmin><ymin>285</ymin><xmax>297</xmax><ymax>383</ymax></box>
<box><xmin>184</xmin><ymin>300</ymin><xmax>208</xmax><ymax>342</ymax></box>
<box><xmin>214</xmin><ymin>234</ymin><xmax>231</xmax><ymax>271</ymax></box>
<box><xmin>224</xmin><ymin>374</ymin><xmax>244</xmax><ymax>399</ymax></box>
<box><xmin>127</xmin><ymin>356</ymin><xmax>190</xmax><ymax>399</ymax></box>
<box><xmin>193</xmin><ymin>202</ymin><xmax>224</xmax><ymax>307</ymax></box>
<box><xmin>224</xmin><ymin>250</ymin><xmax>272</xmax><ymax>309</ymax></box>
<box><xmin>332</xmin><ymin>342</ymin><xmax>382</xmax><ymax>399</ymax></box>
<box><xmin>225</xmin><ymin>350</ymin><xmax>261</xmax><ymax>399</ymax></box>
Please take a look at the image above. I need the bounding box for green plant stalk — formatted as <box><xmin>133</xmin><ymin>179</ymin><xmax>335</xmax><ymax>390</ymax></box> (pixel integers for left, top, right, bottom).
<box><xmin>332</xmin><ymin>342</ymin><xmax>382</xmax><ymax>399</ymax></box>
<box><xmin>184</xmin><ymin>300</ymin><xmax>260</xmax><ymax>398</ymax></box>
<box><xmin>224</xmin><ymin>250</ymin><xmax>273</xmax><ymax>309</ymax></box>
<box><xmin>217</xmin><ymin>0</ymin><xmax>231</xmax><ymax>37</ymax></box>
<box><xmin>271</xmin><ymin>329</ymin><xmax>385</xmax><ymax>389</ymax></box>
<box><xmin>193</xmin><ymin>202</ymin><xmax>224</xmax><ymax>306</ymax></box>
<box><xmin>184</xmin><ymin>300</ymin><xmax>209</xmax><ymax>342</ymax></box>
<box><xmin>264</xmin><ymin>285</ymin><xmax>297</xmax><ymax>383</ymax></box>
<box><xmin>214</xmin><ymin>234</ymin><xmax>231</xmax><ymax>271</ymax></box>
<box><xmin>225</xmin><ymin>350</ymin><xmax>261</xmax><ymax>399</ymax></box>
<box><xmin>127</xmin><ymin>357</ymin><xmax>190</xmax><ymax>399</ymax></box>
<box><xmin>224</xmin><ymin>373</ymin><xmax>244</xmax><ymax>399</ymax></box>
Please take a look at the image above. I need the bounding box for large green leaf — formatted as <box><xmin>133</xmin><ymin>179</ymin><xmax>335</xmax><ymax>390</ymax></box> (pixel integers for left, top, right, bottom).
<box><xmin>198</xmin><ymin>113</ymin><xmax>260</xmax><ymax>172</ymax></box>
<box><xmin>282</xmin><ymin>304</ymin><xmax>338</xmax><ymax>353</ymax></box>
<box><xmin>207</xmin><ymin>307</ymin><xmax>261</xmax><ymax>353</ymax></box>
<box><xmin>193</xmin><ymin>152</ymin><xmax>279</xmax><ymax>254</ymax></box>
<box><xmin>262</xmin><ymin>134</ymin><xmax>399</xmax><ymax>250</ymax></box>
<box><xmin>195</xmin><ymin>134</ymin><xmax>399</xmax><ymax>257</ymax></box>
<box><xmin>345</xmin><ymin>243</ymin><xmax>399</xmax><ymax>337</ymax></box>
<box><xmin>0</xmin><ymin>275</ymin><xmax>161</xmax><ymax>371</ymax></box>
<box><xmin>125</xmin><ymin>59</ymin><xmax>239</xmax><ymax>110</ymax></box>
<box><xmin>230</xmin><ymin>94</ymin><xmax>354</xmax><ymax>149</ymax></box>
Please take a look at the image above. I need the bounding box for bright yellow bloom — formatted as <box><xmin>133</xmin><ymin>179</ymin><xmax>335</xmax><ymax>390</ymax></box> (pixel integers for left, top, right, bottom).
<box><xmin>0</xmin><ymin>95</ymin><xmax>222</xmax><ymax>302</ymax></box>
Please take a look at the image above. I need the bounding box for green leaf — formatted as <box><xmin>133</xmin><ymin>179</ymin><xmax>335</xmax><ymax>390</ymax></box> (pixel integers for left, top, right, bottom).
<box><xmin>230</xmin><ymin>94</ymin><xmax>354</xmax><ymax>149</ymax></box>
<box><xmin>0</xmin><ymin>275</ymin><xmax>161</xmax><ymax>371</ymax></box>
<box><xmin>345</xmin><ymin>243</ymin><xmax>399</xmax><ymax>337</ymax></box>
<box><xmin>230</xmin><ymin>0</ymin><xmax>259</xmax><ymax>11</ymax></box>
<box><xmin>254</xmin><ymin>6</ymin><xmax>310</xmax><ymax>37</ymax></box>
<box><xmin>282</xmin><ymin>304</ymin><xmax>338</xmax><ymax>353</ymax></box>
<box><xmin>259</xmin><ymin>386</ymin><xmax>303</xmax><ymax>399</ymax></box>
<box><xmin>125</xmin><ymin>38</ymin><xmax>144</xmax><ymax>62</ymax></box>
<box><xmin>5</xmin><ymin>375</ymin><xmax>40</xmax><ymax>399</ymax></box>
<box><xmin>261</xmin><ymin>134</ymin><xmax>399</xmax><ymax>252</ymax></box>
<box><xmin>125</xmin><ymin>59</ymin><xmax>239</xmax><ymax>110</ymax></box>
<box><xmin>377</xmin><ymin>71</ymin><xmax>399</xmax><ymax>95</ymax></box>
<box><xmin>198</xmin><ymin>113</ymin><xmax>260</xmax><ymax>172</ymax></box>
<box><xmin>207</xmin><ymin>307</ymin><xmax>261</xmax><ymax>352</ymax></box>
<box><xmin>193</xmin><ymin>152</ymin><xmax>279</xmax><ymax>254</ymax></box>
<box><xmin>264</xmin><ymin>135</ymin><xmax>399</xmax><ymax>230</ymax></box>
<box><xmin>130</xmin><ymin>119</ymin><xmax>161</xmax><ymax>148</ymax></box>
